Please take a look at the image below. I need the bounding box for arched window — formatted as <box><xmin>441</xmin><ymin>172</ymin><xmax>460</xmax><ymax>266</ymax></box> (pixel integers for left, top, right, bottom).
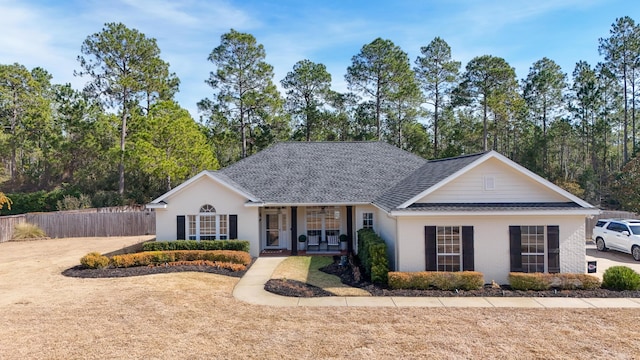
<box><xmin>188</xmin><ymin>204</ymin><xmax>227</xmax><ymax>241</ymax></box>
<box><xmin>199</xmin><ymin>204</ymin><xmax>216</xmax><ymax>213</ymax></box>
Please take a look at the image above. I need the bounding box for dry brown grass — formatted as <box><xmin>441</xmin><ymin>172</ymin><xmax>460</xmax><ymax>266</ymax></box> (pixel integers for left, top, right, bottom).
<box><xmin>1</xmin><ymin>237</ymin><xmax>639</xmax><ymax>359</ymax></box>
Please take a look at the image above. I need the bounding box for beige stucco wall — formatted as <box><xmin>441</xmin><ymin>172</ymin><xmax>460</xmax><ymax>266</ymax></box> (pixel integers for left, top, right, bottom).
<box><xmin>395</xmin><ymin>214</ymin><xmax>587</xmax><ymax>285</ymax></box>
<box><xmin>155</xmin><ymin>176</ymin><xmax>260</xmax><ymax>257</ymax></box>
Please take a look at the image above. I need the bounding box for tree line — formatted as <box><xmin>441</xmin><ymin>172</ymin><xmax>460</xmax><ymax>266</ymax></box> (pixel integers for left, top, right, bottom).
<box><xmin>1</xmin><ymin>17</ymin><xmax>640</xmax><ymax>213</ymax></box>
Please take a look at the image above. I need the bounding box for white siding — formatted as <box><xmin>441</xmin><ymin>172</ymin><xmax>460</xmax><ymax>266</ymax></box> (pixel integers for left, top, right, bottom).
<box><xmin>155</xmin><ymin>176</ymin><xmax>260</xmax><ymax>257</ymax></box>
<box><xmin>396</xmin><ymin>214</ymin><xmax>586</xmax><ymax>284</ymax></box>
<box><xmin>375</xmin><ymin>209</ymin><xmax>398</xmax><ymax>270</ymax></box>
<box><xmin>355</xmin><ymin>205</ymin><xmax>378</xmax><ymax>233</ymax></box>
<box><xmin>416</xmin><ymin>157</ymin><xmax>567</xmax><ymax>203</ymax></box>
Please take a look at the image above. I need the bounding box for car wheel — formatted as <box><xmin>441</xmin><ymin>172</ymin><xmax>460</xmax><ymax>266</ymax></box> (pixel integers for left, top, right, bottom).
<box><xmin>596</xmin><ymin>237</ymin><xmax>607</xmax><ymax>251</ymax></box>
<box><xmin>632</xmin><ymin>246</ymin><xmax>640</xmax><ymax>261</ymax></box>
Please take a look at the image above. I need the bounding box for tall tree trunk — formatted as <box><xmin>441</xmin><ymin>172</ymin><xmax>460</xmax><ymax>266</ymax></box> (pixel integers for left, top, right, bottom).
<box><xmin>623</xmin><ymin>67</ymin><xmax>628</xmax><ymax>162</ymax></box>
<box><xmin>434</xmin><ymin>84</ymin><xmax>439</xmax><ymax>157</ymax></box>
<box><xmin>119</xmin><ymin>109</ymin><xmax>126</xmax><ymax>195</ymax></box>
<box><xmin>482</xmin><ymin>94</ymin><xmax>488</xmax><ymax>151</ymax></box>
<box><xmin>10</xmin><ymin>97</ymin><xmax>17</xmax><ymax>181</ymax></box>
<box><xmin>632</xmin><ymin>75</ymin><xmax>636</xmax><ymax>156</ymax></box>
<box><xmin>240</xmin><ymin>105</ymin><xmax>247</xmax><ymax>158</ymax></box>
<box><xmin>376</xmin><ymin>81</ymin><xmax>382</xmax><ymax>140</ymax></box>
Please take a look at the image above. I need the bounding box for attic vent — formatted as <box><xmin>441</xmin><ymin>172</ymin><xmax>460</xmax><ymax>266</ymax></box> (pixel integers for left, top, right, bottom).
<box><xmin>484</xmin><ymin>176</ymin><xmax>495</xmax><ymax>191</ymax></box>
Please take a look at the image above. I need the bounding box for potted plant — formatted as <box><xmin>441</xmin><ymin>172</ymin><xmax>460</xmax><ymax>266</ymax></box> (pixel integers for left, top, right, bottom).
<box><xmin>339</xmin><ymin>234</ymin><xmax>348</xmax><ymax>251</ymax></box>
<box><xmin>298</xmin><ymin>234</ymin><xmax>307</xmax><ymax>251</ymax></box>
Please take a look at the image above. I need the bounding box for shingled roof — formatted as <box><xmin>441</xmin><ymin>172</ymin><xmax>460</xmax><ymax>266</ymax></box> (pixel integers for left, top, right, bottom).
<box><xmin>217</xmin><ymin>141</ymin><xmax>426</xmax><ymax>204</ymax></box>
<box><xmin>150</xmin><ymin>141</ymin><xmax>594</xmax><ymax>212</ymax></box>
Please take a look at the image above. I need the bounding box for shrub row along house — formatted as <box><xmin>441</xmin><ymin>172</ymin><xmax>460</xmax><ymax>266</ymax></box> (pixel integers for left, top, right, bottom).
<box><xmin>147</xmin><ymin>141</ymin><xmax>598</xmax><ymax>284</ymax></box>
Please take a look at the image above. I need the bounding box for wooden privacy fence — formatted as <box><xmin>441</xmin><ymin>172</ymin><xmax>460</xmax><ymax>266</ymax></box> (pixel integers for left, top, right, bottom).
<box><xmin>0</xmin><ymin>208</ymin><xmax>155</xmax><ymax>243</ymax></box>
<box><xmin>0</xmin><ymin>215</ymin><xmax>26</xmax><ymax>243</ymax></box>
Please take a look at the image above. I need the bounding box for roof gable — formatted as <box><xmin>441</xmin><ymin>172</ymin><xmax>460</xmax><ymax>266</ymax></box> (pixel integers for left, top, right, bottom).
<box><xmin>391</xmin><ymin>151</ymin><xmax>593</xmax><ymax>210</ymax></box>
<box><xmin>374</xmin><ymin>152</ymin><xmax>485</xmax><ymax>210</ymax></box>
<box><xmin>148</xmin><ymin>170</ymin><xmax>260</xmax><ymax>205</ymax></box>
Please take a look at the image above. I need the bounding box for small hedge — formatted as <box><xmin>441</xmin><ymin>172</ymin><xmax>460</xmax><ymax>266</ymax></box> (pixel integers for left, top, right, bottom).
<box><xmin>143</xmin><ymin>240</ymin><xmax>250</xmax><ymax>253</ymax></box>
<box><xmin>357</xmin><ymin>229</ymin><xmax>389</xmax><ymax>284</ymax></box>
<box><xmin>152</xmin><ymin>260</ymin><xmax>247</xmax><ymax>272</ymax></box>
<box><xmin>80</xmin><ymin>252</ymin><xmax>110</xmax><ymax>269</ymax></box>
<box><xmin>508</xmin><ymin>273</ymin><xmax>601</xmax><ymax>291</ymax></box>
<box><xmin>109</xmin><ymin>250</ymin><xmax>252</xmax><ymax>268</ymax></box>
<box><xmin>602</xmin><ymin>266</ymin><xmax>640</xmax><ymax>291</ymax></box>
<box><xmin>388</xmin><ymin>271</ymin><xmax>484</xmax><ymax>291</ymax></box>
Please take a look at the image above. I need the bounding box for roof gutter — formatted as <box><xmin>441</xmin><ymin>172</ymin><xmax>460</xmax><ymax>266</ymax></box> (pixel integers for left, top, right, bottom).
<box><xmin>390</xmin><ymin>209</ymin><xmax>602</xmax><ymax>217</ymax></box>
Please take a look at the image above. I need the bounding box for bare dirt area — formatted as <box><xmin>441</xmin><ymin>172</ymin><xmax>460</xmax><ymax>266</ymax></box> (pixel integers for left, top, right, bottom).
<box><xmin>1</xmin><ymin>238</ymin><xmax>640</xmax><ymax>359</ymax></box>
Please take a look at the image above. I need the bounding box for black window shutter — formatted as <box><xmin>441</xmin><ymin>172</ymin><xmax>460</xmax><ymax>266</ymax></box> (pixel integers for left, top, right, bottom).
<box><xmin>229</xmin><ymin>215</ymin><xmax>238</xmax><ymax>240</ymax></box>
<box><xmin>547</xmin><ymin>225</ymin><xmax>560</xmax><ymax>273</ymax></box>
<box><xmin>177</xmin><ymin>216</ymin><xmax>186</xmax><ymax>240</ymax></box>
<box><xmin>509</xmin><ymin>226</ymin><xmax>522</xmax><ymax>272</ymax></box>
<box><xmin>462</xmin><ymin>226</ymin><xmax>474</xmax><ymax>271</ymax></box>
<box><xmin>425</xmin><ymin>226</ymin><xmax>437</xmax><ymax>271</ymax></box>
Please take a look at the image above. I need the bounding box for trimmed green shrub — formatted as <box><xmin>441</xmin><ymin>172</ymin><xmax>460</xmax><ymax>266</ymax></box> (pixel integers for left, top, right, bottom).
<box><xmin>109</xmin><ymin>250</ymin><xmax>252</xmax><ymax>268</ymax></box>
<box><xmin>158</xmin><ymin>260</ymin><xmax>247</xmax><ymax>271</ymax></box>
<box><xmin>509</xmin><ymin>273</ymin><xmax>601</xmax><ymax>291</ymax></box>
<box><xmin>509</xmin><ymin>273</ymin><xmax>549</xmax><ymax>290</ymax></box>
<box><xmin>80</xmin><ymin>252</ymin><xmax>110</xmax><ymax>269</ymax></box>
<box><xmin>388</xmin><ymin>271</ymin><xmax>484</xmax><ymax>291</ymax></box>
<box><xmin>143</xmin><ymin>240</ymin><xmax>250</xmax><ymax>253</ymax></box>
<box><xmin>602</xmin><ymin>266</ymin><xmax>640</xmax><ymax>291</ymax></box>
<box><xmin>356</xmin><ymin>229</ymin><xmax>389</xmax><ymax>284</ymax></box>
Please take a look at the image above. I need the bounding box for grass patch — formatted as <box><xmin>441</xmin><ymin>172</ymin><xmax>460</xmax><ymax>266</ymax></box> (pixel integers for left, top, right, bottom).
<box><xmin>12</xmin><ymin>223</ymin><xmax>47</xmax><ymax>240</ymax></box>
<box><xmin>271</xmin><ymin>256</ymin><xmax>370</xmax><ymax>296</ymax></box>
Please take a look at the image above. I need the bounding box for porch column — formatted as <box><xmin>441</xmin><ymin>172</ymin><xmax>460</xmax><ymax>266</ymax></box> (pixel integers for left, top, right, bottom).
<box><xmin>291</xmin><ymin>206</ymin><xmax>298</xmax><ymax>255</ymax></box>
<box><xmin>346</xmin><ymin>206</ymin><xmax>353</xmax><ymax>254</ymax></box>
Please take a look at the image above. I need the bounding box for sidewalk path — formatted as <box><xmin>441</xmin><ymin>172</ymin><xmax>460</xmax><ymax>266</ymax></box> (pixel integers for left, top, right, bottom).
<box><xmin>232</xmin><ymin>257</ymin><xmax>640</xmax><ymax>308</ymax></box>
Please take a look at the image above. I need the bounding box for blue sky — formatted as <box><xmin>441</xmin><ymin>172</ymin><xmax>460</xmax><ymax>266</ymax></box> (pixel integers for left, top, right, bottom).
<box><xmin>0</xmin><ymin>0</ymin><xmax>637</xmax><ymax>119</ymax></box>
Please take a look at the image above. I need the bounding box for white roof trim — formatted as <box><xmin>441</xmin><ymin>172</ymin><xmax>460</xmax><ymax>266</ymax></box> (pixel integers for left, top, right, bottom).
<box><xmin>390</xmin><ymin>208</ymin><xmax>601</xmax><ymax>217</ymax></box>
<box><xmin>397</xmin><ymin>151</ymin><xmax>594</xmax><ymax>209</ymax></box>
<box><xmin>244</xmin><ymin>202</ymin><xmax>370</xmax><ymax>208</ymax></box>
<box><xmin>145</xmin><ymin>202</ymin><xmax>167</xmax><ymax>209</ymax></box>
<box><xmin>148</xmin><ymin>170</ymin><xmax>260</xmax><ymax>206</ymax></box>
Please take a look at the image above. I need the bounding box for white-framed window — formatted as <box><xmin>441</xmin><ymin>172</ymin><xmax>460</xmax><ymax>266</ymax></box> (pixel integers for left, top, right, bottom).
<box><xmin>437</xmin><ymin>226</ymin><xmax>462</xmax><ymax>272</ymax></box>
<box><xmin>306</xmin><ymin>206</ymin><xmax>340</xmax><ymax>239</ymax></box>
<box><xmin>362</xmin><ymin>212</ymin><xmax>373</xmax><ymax>229</ymax></box>
<box><xmin>188</xmin><ymin>204</ymin><xmax>228</xmax><ymax>240</ymax></box>
<box><xmin>520</xmin><ymin>225</ymin><xmax>545</xmax><ymax>273</ymax></box>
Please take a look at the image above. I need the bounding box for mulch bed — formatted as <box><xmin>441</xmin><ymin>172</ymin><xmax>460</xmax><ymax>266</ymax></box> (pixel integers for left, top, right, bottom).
<box><xmin>266</xmin><ymin>256</ymin><xmax>640</xmax><ymax>298</ymax></box>
<box><xmin>264</xmin><ymin>279</ymin><xmax>335</xmax><ymax>297</ymax></box>
<box><xmin>62</xmin><ymin>259</ymin><xmax>255</xmax><ymax>279</ymax></box>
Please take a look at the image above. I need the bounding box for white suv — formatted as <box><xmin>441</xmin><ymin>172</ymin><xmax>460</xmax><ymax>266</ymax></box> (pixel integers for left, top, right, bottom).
<box><xmin>592</xmin><ymin>219</ymin><xmax>640</xmax><ymax>261</ymax></box>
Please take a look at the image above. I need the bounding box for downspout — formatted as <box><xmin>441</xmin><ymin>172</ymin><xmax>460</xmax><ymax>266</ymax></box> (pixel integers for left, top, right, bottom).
<box><xmin>391</xmin><ymin>210</ymin><xmax>399</xmax><ymax>272</ymax></box>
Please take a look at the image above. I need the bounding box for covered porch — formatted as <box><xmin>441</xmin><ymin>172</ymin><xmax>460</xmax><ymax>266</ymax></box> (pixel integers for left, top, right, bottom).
<box><xmin>258</xmin><ymin>205</ymin><xmax>356</xmax><ymax>256</ymax></box>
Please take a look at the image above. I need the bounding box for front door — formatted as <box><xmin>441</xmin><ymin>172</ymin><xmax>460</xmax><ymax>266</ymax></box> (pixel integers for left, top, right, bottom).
<box><xmin>265</xmin><ymin>210</ymin><xmax>288</xmax><ymax>249</ymax></box>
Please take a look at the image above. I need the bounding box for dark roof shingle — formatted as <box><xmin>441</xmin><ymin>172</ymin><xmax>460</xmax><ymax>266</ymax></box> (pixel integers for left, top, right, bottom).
<box><xmin>217</xmin><ymin>141</ymin><xmax>426</xmax><ymax>204</ymax></box>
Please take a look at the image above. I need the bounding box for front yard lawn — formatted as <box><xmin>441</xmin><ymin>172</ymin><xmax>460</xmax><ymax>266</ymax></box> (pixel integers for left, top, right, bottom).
<box><xmin>270</xmin><ymin>256</ymin><xmax>370</xmax><ymax>296</ymax></box>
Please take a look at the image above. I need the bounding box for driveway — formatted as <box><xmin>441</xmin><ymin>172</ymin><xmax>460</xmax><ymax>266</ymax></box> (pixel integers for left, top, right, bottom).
<box><xmin>585</xmin><ymin>243</ymin><xmax>640</xmax><ymax>279</ymax></box>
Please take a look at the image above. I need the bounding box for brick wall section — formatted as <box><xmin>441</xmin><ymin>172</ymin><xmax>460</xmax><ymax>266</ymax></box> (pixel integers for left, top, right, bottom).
<box><xmin>560</xmin><ymin>222</ymin><xmax>586</xmax><ymax>274</ymax></box>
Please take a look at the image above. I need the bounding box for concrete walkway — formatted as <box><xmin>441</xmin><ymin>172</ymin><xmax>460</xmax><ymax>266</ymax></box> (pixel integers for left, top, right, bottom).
<box><xmin>233</xmin><ymin>257</ymin><xmax>640</xmax><ymax>308</ymax></box>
